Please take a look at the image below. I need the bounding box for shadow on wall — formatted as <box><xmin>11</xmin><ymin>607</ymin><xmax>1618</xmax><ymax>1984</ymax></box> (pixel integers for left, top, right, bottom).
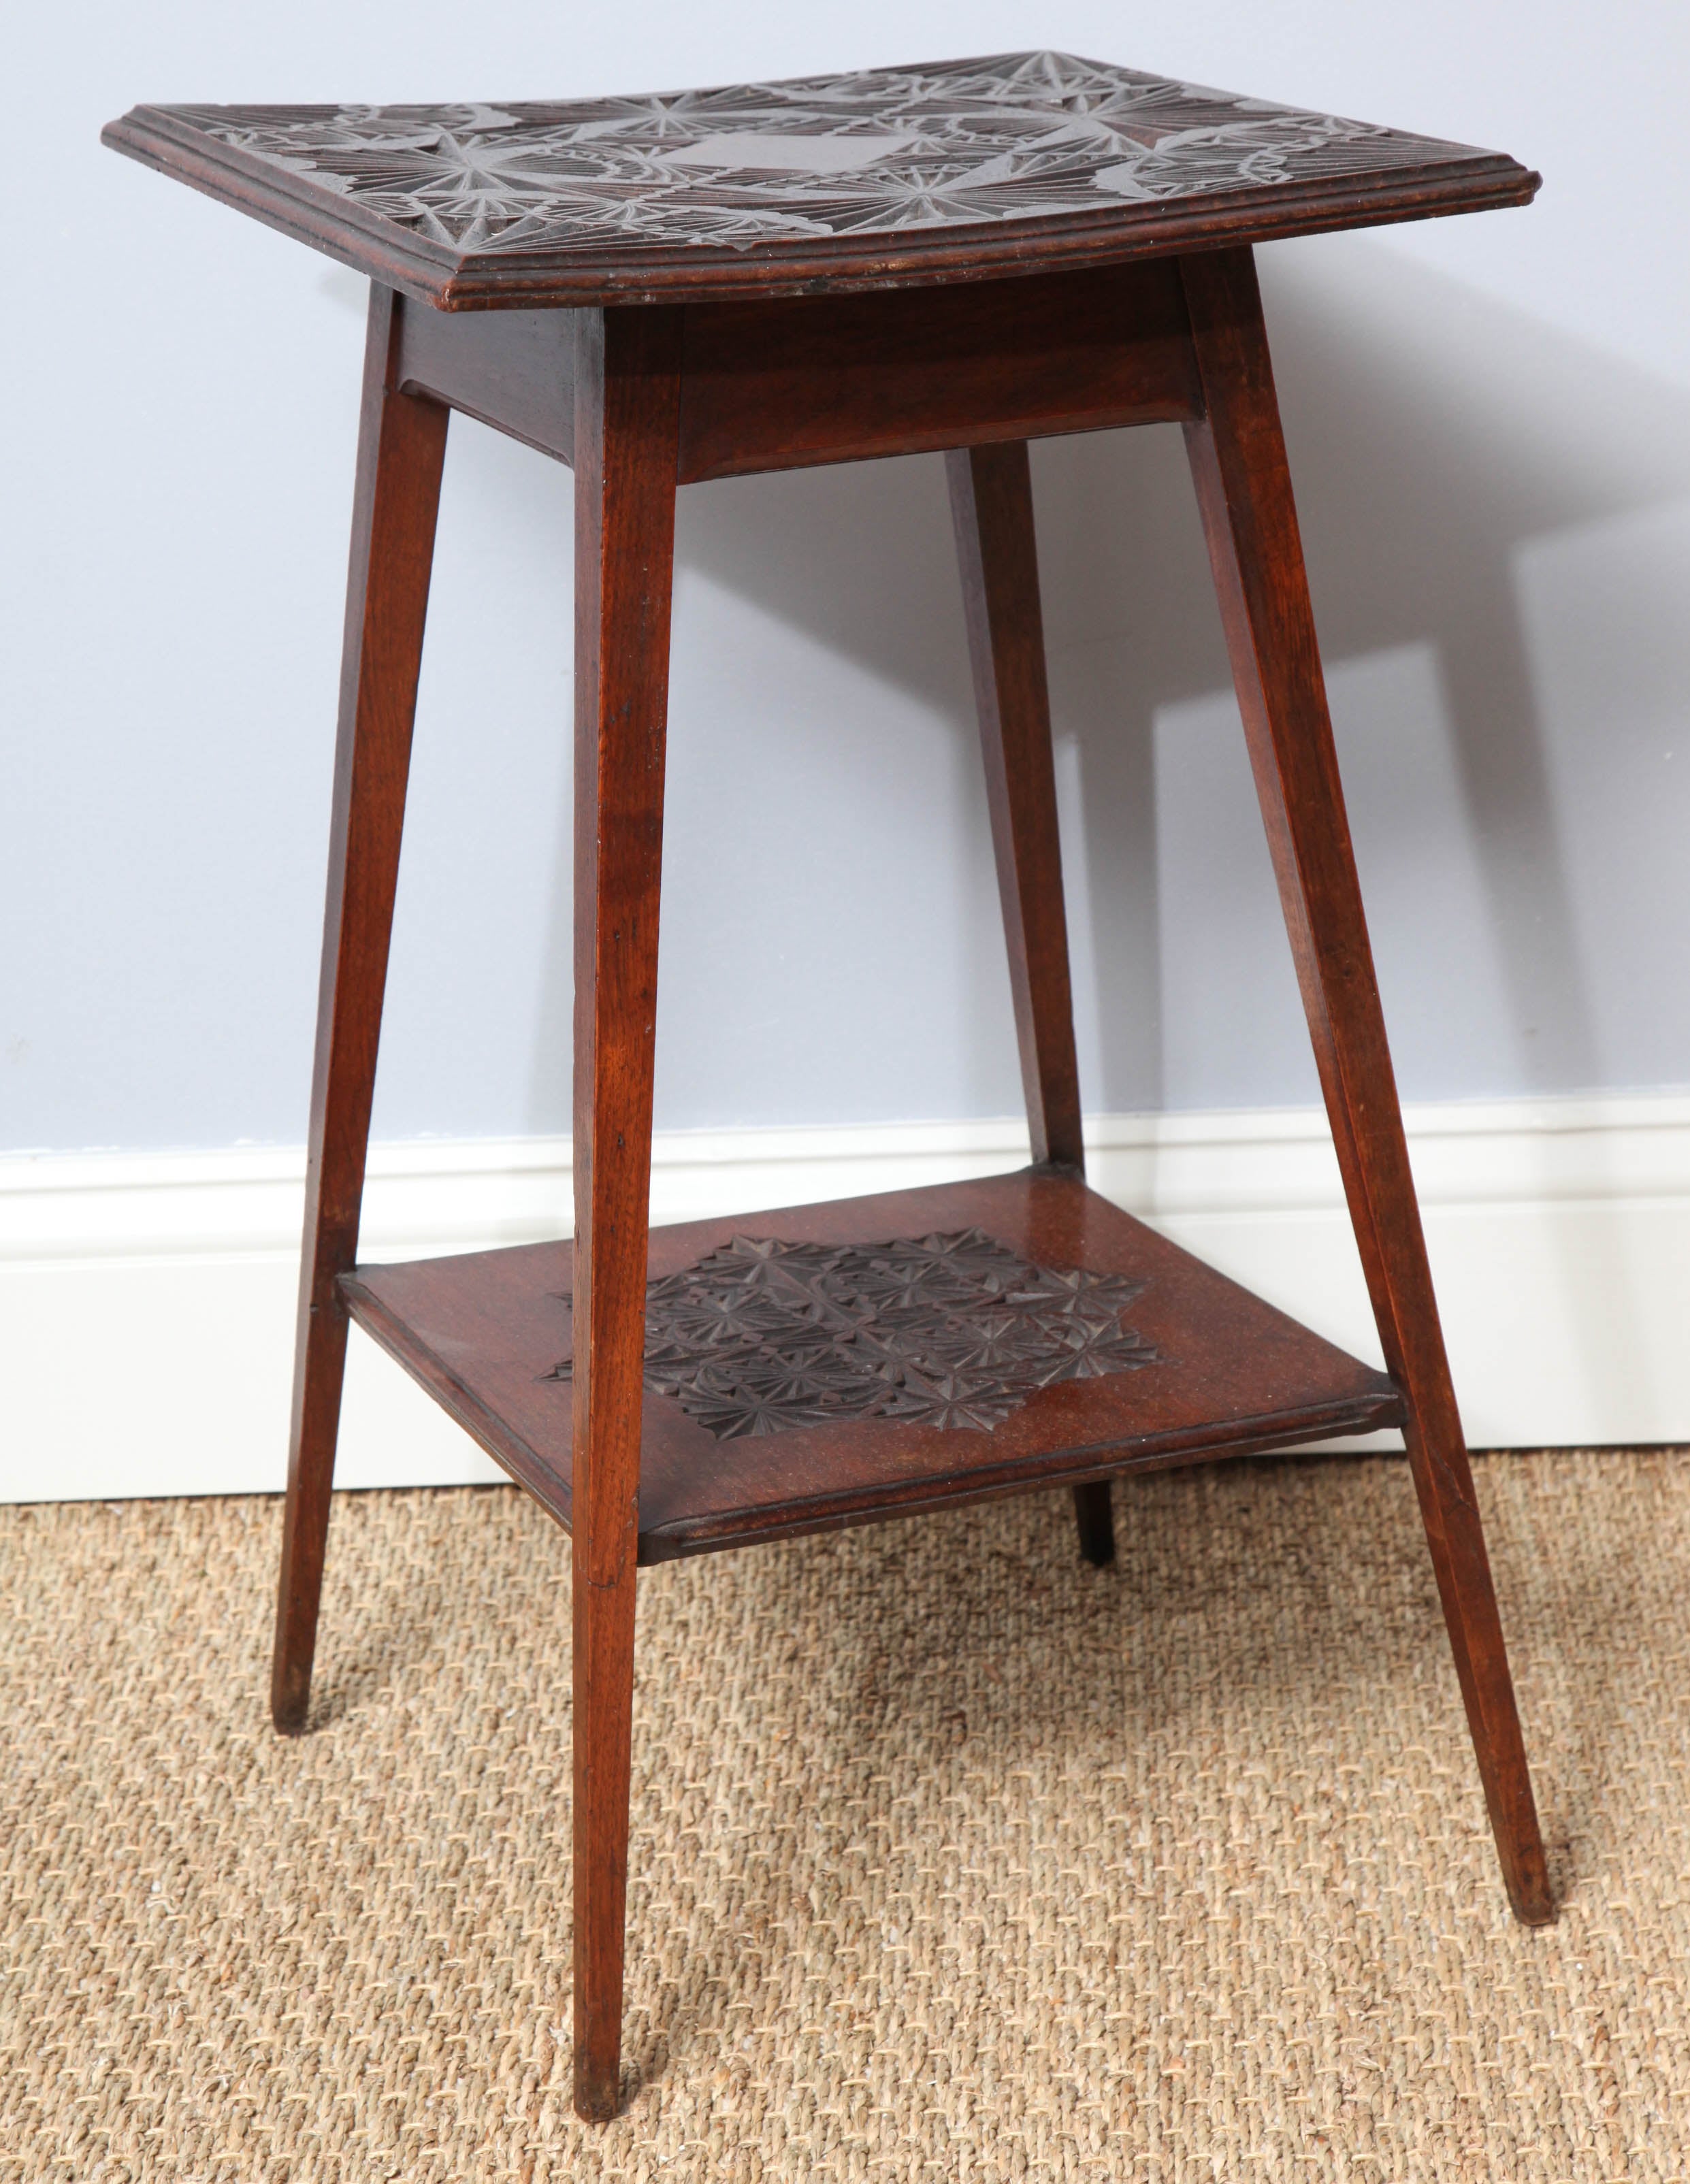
<box><xmin>614</xmin><ymin>232</ymin><xmax>1690</xmax><ymax>1123</ymax></box>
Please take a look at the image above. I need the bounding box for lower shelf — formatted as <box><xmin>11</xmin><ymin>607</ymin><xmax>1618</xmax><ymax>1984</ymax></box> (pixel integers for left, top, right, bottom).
<box><xmin>342</xmin><ymin>1167</ymin><xmax>1403</xmax><ymax>1562</ymax></box>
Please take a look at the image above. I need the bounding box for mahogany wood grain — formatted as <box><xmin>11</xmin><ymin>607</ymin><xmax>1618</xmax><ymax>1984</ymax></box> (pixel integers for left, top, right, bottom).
<box><xmin>677</xmin><ymin>263</ymin><xmax>1199</xmax><ymax>482</ymax></box>
<box><xmin>340</xmin><ymin>1168</ymin><xmax>1406</xmax><ymax>1562</ymax></box>
<box><xmin>947</xmin><ymin>442</ymin><xmax>1084</xmax><ymax>1173</ymax></box>
<box><xmin>947</xmin><ymin>441</ymin><xmax>1112</xmax><ymax>1566</ymax></box>
<box><xmin>391</xmin><ymin>265</ymin><xmax>1200</xmax><ymax>487</ymax></box>
<box><xmin>110</xmin><ymin>61</ymin><xmax>1552</xmax><ymax>2096</ymax></box>
<box><xmin>1179</xmin><ymin>245</ymin><xmax>1553</xmax><ymax>1927</ymax></box>
<box><xmin>397</xmin><ymin>303</ymin><xmax>576</xmax><ymax>466</ymax></box>
<box><xmin>271</xmin><ymin>288</ymin><xmax>447</xmax><ymax>1735</ymax></box>
<box><xmin>569</xmin><ymin>305</ymin><xmax>685</xmax><ymax>2122</ymax></box>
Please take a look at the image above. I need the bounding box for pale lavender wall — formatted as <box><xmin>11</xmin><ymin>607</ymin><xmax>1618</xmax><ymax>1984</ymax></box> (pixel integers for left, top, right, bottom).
<box><xmin>5</xmin><ymin>0</ymin><xmax>1689</xmax><ymax>1150</ymax></box>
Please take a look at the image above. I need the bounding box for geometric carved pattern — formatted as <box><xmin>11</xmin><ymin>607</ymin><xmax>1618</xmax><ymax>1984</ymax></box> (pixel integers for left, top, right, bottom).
<box><xmin>167</xmin><ymin>51</ymin><xmax>1469</xmax><ymax>259</ymax></box>
<box><xmin>550</xmin><ymin>1228</ymin><xmax>1157</xmax><ymax>1439</ymax></box>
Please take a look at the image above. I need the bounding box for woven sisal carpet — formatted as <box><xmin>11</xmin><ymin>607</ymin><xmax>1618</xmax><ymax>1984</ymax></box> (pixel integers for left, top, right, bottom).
<box><xmin>4</xmin><ymin>1449</ymin><xmax>1689</xmax><ymax>2180</ymax></box>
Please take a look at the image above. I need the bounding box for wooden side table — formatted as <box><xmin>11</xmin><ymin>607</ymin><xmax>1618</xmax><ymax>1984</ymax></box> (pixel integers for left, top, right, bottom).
<box><xmin>106</xmin><ymin>52</ymin><xmax>1553</xmax><ymax>2121</ymax></box>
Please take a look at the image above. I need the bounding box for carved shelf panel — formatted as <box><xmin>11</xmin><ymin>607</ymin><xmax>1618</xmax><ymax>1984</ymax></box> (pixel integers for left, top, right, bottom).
<box><xmin>341</xmin><ymin>1170</ymin><xmax>1404</xmax><ymax>1563</ymax></box>
<box><xmin>550</xmin><ymin>1226</ymin><xmax>1158</xmax><ymax>1438</ymax></box>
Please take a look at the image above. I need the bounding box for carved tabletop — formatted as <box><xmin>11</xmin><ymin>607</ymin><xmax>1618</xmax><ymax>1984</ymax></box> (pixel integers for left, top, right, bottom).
<box><xmin>103</xmin><ymin>49</ymin><xmax>1537</xmax><ymax>308</ymax></box>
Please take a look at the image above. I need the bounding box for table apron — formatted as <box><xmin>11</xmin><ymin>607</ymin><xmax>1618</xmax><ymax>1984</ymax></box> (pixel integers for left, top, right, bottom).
<box><xmin>394</xmin><ymin>258</ymin><xmax>1204</xmax><ymax>484</ymax></box>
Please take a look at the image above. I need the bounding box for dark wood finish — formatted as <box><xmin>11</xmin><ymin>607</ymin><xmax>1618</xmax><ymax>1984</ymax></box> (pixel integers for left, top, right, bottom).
<box><xmin>102</xmin><ymin>54</ymin><xmax>1538</xmax><ymax>310</ymax></box>
<box><xmin>1070</xmin><ymin>1479</ymin><xmax>1117</xmax><ymax>1567</ymax></box>
<box><xmin>398</xmin><ymin>304</ymin><xmax>574</xmax><ymax>465</ymax></box>
<box><xmin>1179</xmin><ymin>245</ymin><xmax>1552</xmax><ymax>1927</ymax></box>
<box><xmin>947</xmin><ymin>439</ymin><xmax>1110</xmax><ymax>1564</ymax></box>
<box><xmin>568</xmin><ymin>305</ymin><xmax>685</xmax><ymax>2122</ymax></box>
<box><xmin>947</xmin><ymin>442</ymin><xmax>1084</xmax><ymax>1172</ymax></box>
<box><xmin>391</xmin><ymin>265</ymin><xmax>1199</xmax><ymax>486</ymax></box>
<box><xmin>112</xmin><ymin>55</ymin><xmax>1553</xmax><ymax>2117</ymax></box>
<box><xmin>270</xmin><ymin>290</ymin><xmax>448</xmax><ymax>1735</ymax></box>
<box><xmin>341</xmin><ymin>1169</ymin><xmax>1405</xmax><ymax>1561</ymax></box>
<box><xmin>678</xmin><ymin>263</ymin><xmax>1199</xmax><ymax>480</ymax></box>
<box><xmin>620</xmin><ymin>1224</ymin><xmax>1157</xmax><ymax>1437</ymax></box>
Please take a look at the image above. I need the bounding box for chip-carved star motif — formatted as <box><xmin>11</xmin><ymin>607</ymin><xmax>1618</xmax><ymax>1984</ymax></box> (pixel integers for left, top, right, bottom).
<box><xmin>169</xmin><ymin>52</ymin><xmax>1457</xmax><ymax>257</ymax></box>
<box><xmin>549</xmin><ymin>1227</ymin><xmax>1159</xmax><ymax>1439</ymax></box>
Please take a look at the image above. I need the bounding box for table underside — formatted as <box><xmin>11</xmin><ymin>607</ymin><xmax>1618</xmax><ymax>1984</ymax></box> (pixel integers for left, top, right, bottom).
<box><xmin>342</xmin><ymin>1169</ymin><xmax>1403</xmax><ymax>1563</ymax></box>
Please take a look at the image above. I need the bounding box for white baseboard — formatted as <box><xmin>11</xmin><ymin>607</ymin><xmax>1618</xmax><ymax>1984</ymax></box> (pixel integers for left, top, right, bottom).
<box><xmin>3</xmin><ymin>1093</ymin><xmax>1687</xmax><ymax>1502</ymax></box>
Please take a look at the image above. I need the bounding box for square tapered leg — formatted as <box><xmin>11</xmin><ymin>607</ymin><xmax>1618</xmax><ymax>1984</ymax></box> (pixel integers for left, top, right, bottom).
<box><xmin>272</xmin><ymin>289</ymin><xmax>448</xmax><ymax>1735</ymax></box>
<box><xmin>1180</xmin><ymin>246</ymin><xmax>1552</xmax><ymax>1926</ymax></box>
<box><xmin>947</xmin><ymin>441</ymin><xmax>1115</xmax><ymax>1569</ymax></box>
<box><xmin>569</xmin><ymin>305</ymin><xmax>685</xmax><ymax>2119</ymax></box>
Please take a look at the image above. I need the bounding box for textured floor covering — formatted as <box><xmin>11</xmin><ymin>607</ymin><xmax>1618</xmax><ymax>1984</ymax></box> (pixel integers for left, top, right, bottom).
<box><xmin>4</xmin><ymin>1450</ymin><xmax>1690</xmax><ymax>2181</ymax></box>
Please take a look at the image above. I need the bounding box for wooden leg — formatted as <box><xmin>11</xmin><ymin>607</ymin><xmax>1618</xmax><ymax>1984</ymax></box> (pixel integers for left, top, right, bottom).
<box><xmin>945</xmin><ymin>442</ymin><xmax>1084</xmax><ymax>1173</ymax></box>
<box><xmin>570</xmin><ymin>306</ymin><xmax>684</xmax><ymax>2122</ymax></box>
<box><xmin>946</xmin><ymin>443</ymin><xmax>1113</xmax><ymax>1565</ymax></box>
<box><xmin>1070</xmin><ymin>1478</ymin><xmax>1117</xmax><ymax>1568</ymax></box>
<box><xmin>271</xmin><ymin>288</ymin><xmax>448</xmax><ymax>1735</ymax></box>
<box><xmin>1179</xmin><ymin>247</ymin><xmax>1553</xmax><ymax>1926</ymax></box>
